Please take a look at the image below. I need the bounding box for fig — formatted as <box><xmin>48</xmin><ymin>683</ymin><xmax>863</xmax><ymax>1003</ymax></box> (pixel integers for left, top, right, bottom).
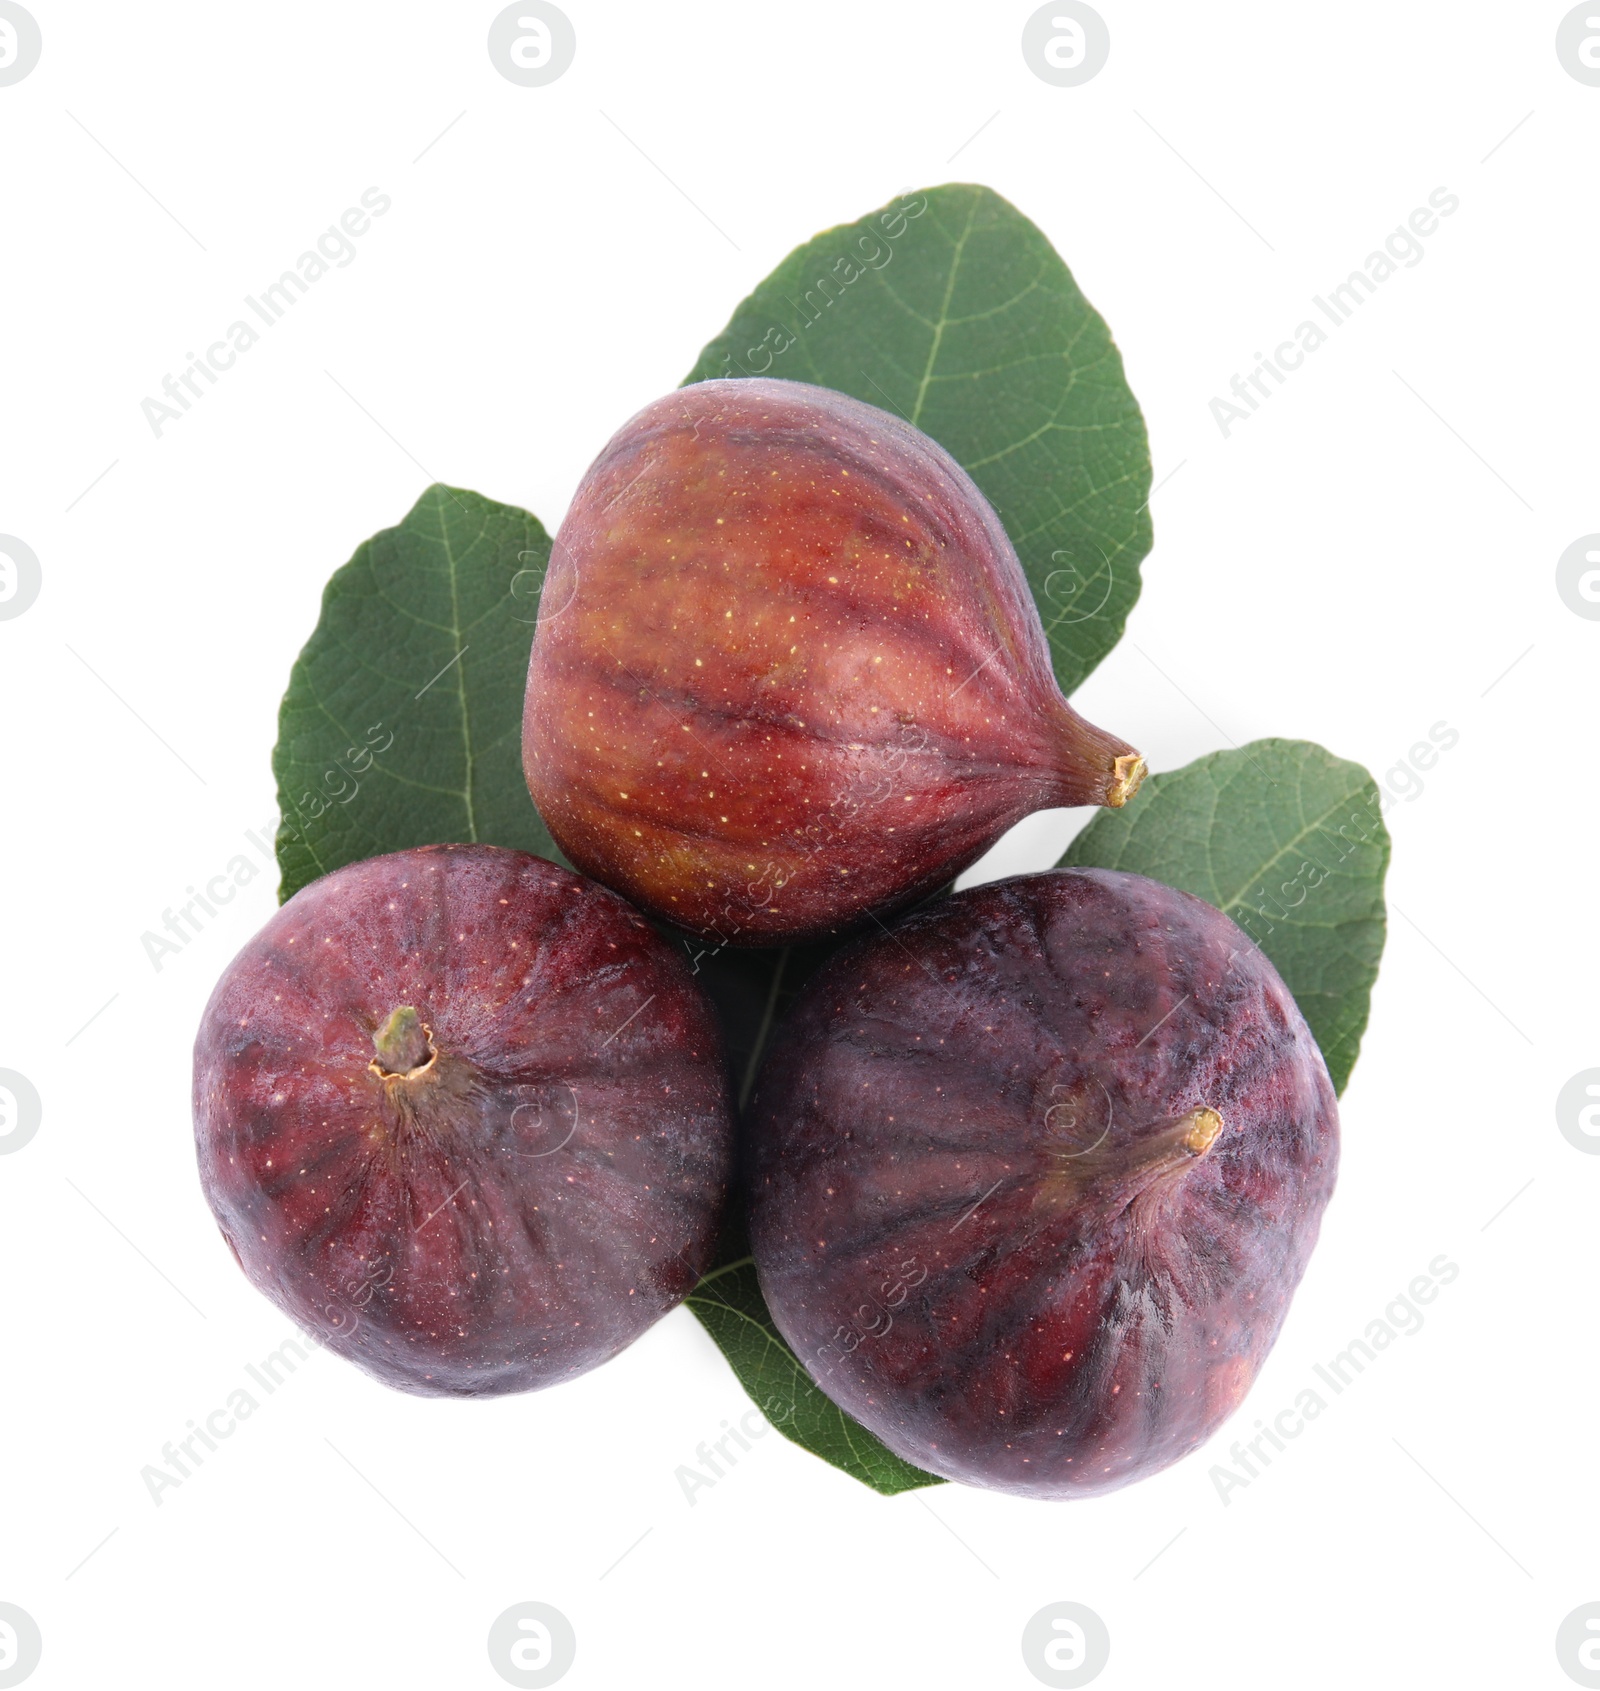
<box><xmin>747</xmin><ymin>868</ymin><xmax>1338</xmax><ymax>1498</ymax></box>
<box><xmin>522</xmin><ymin>377</ymin><xmax>1144</xmax><ymax>947</ymax></box>
<box><xmin>193</xmin><ymin>844</ymin><xmax>733</xmax><ymax>1396</ymax></box>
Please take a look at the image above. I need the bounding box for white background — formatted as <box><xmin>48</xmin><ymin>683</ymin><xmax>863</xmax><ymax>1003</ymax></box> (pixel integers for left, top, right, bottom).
<box><xmin>2</xmin><ymin>3</ymin><xmax>1596</xmax><ymax>1687</ymax></box>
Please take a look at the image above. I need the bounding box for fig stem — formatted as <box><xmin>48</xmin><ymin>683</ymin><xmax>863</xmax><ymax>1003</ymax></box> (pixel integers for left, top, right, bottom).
<box><xmin>371</xmin><ymin>1006</ymin><xmax>434</xmax><ymax>1076</ymax></box>
<box><xmin>1175</xmin><ymin>1106</ymin><xmax>1224</xmax><ymax>1156</ymax></box>
<box><xmin>1107</xmin><ymin>754</ymin><xmax>1147</xmax><ymax>808</ymax></box>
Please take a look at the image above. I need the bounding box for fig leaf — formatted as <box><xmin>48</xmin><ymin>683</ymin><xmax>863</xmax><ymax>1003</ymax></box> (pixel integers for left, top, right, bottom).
<box><xmin>272</xmin><ymin>485</ymin><xmax>561</xmax><ymax>902</ymax></box>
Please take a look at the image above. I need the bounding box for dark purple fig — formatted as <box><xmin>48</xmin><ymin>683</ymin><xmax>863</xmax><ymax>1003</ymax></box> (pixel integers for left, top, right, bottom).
<box><xmin>193</xmin><ymin>844</ymin><xmax>733</xmax><ymax>1396</ymax></box>
<box><xmin>522</xmin><ymin>377</ymin><xmax>1144</xmax><ymax>948</ymax></box>
<box><xmin>748</xmin><ymin>867</ymin><xmax>1338</xmax><ymax>1497</ymax></box>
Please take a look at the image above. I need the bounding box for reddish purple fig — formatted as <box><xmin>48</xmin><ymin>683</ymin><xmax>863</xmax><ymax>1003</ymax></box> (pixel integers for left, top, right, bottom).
<box><xmin>748</xmin><ymin>868</ymin><xmax>1338</xmax><ymax>1498</ymax></box>
<box><xmin>522</xmin><ymin>378</ymin><xmax>1144</xmax><ymax>947</ymax></box>
<box><xmin>193</xmin><ymin>844</ymin><xmax>733</xmax><ymax>1396</ymax></box>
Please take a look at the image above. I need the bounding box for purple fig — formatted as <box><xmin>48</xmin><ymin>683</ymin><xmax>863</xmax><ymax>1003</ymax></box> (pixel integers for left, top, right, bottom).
<box><xmin>522</xmin><ymin>378</ymin><xmax>1144</xmax><ymax>947</ymax></box>
<box><xmin>193</xmin><ymin>844</ymin><xmax>733</xmax><ymax>1395</ymax></box>
<box><xmin>748</xmin><ymin>867</ymin><xmax>1338</xmax><ymax>1497</ymax></box>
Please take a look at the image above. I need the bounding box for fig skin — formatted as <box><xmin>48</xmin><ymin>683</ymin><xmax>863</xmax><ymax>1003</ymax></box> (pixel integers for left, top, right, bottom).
<box><xmin>522</xmin><ymin>378</ymin><xmax>1143</xmax><ymax>948</ymax></box>
<box><xmin>747</xmin><ymin>868</ymin><xmax>1338</xmax><ymax>1498</ymax></box>
<box><xmin>193</xmin><ymin>844</ymin><xmax>733</xmax><ymax>1397</ymax></box>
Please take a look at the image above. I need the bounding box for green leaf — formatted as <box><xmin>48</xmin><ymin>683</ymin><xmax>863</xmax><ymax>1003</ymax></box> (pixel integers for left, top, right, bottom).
<box><xmin>684</xmin><ymin>182</ymin><xmax>1153</xmax><ymax>697</ymax></box>
<box><xmin>1060</xmin><ymin>739</ymin><xmax>1390</xmax><ymax>1094</ymax></box>
<box><xmin>686</xmin><ymin>1257</ymin><xmax>943</xmax><ymax>1495</ymax></box>
<box><xmin>272</xmin><ymin>485</ymin><xmax>560</xmax><ymax>901</ymax></box>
